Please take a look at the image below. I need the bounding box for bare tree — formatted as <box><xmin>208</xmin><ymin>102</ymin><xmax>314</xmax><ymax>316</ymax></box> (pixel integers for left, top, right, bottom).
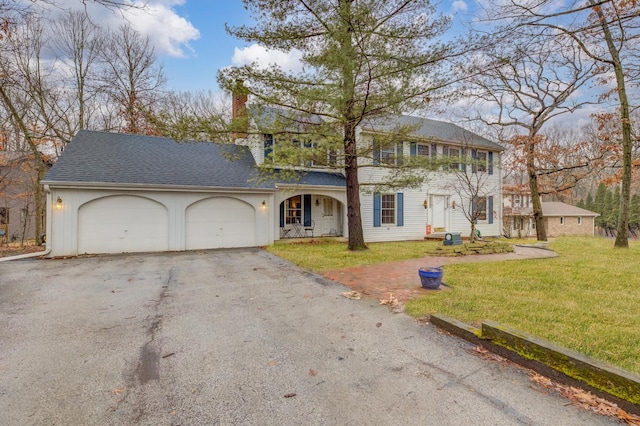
<box><xmin>150</xmin><ymin>90</ymin><xmax>231</xmax><ymax>142</ymax></box>
<box><xmin>482</xmin><ymin>0</ymin><xmax>640</xmax><ymax>247</ymax></box>
<box><xmin>50</xmin><ymin>10</ymin><xmax>104</xmax><ymax>133</ymax></box>
<box><xmin>466</xmin><ymin>31</ymin><xmax>598</xmax><ymax>241</ymax></box>
<box><xmin>99</xmin><ymin>22</ymin><xmax>165</xmax><ymax>134</ymax></box>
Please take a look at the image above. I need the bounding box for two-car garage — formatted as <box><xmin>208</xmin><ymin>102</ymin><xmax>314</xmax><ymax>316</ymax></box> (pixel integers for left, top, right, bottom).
<box><xmin>49</xmin><ymin>190</ymin><xmax>270</xmax><ymax>257</ymax></box>
<box><xmin>42</xmin><ymin>131</ymin><xmax>276</xmax><ymax>257</ymax></box>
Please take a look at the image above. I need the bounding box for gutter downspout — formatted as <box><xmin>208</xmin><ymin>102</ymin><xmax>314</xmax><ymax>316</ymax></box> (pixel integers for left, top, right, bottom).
<box><xmin>0</xmin><ymin>185</ymin><xmax>52</xmax><ymax>262</ymax></box>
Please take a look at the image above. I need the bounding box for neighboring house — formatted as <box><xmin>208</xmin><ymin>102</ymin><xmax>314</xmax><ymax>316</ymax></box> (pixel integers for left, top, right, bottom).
<box><xmin>0</xmin><ymin>152</ymin><xmax>45</xmax><ymax>244</ymax></box>
<box><xmin>43</xmin><ymin>102</ymin><xmax>504</xmax><ymax>256</ymax></box>
<box><xmin>503</xmin><ymin>199</ymin><xmax>599</xmax><ymax>238</ymax></box>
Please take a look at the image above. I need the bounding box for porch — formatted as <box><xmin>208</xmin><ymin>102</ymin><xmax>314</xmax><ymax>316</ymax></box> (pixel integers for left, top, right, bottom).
<box><xmin>279</xmin><ymin>193</ymin><xmax>344</xmax><ymax>239</ymax></box>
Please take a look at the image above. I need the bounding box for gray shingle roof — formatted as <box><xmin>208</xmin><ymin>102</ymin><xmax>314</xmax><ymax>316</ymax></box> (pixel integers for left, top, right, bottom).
<box><xmin>361</xmin><ymin>115</ymin><xmax>505</xmax><ymax>151</ymax></box>
<box><xmin>273</xmin><ymin>169</ymin><xmax>345</xmax><ymax>187</ymax></box>
<box><xmin>541</xmin><ymin>202</ymin><xmax>599</xmax><ymax>217</ymax></box>
<box><xmin>511</xmin><ymin>202</ymin><xmax>599</xmax><ymax>217</ymax></box>
<box><xmin>43</xmin><ymin>130</ymin><xmax>274</xmax><ymax>189</ymax></box>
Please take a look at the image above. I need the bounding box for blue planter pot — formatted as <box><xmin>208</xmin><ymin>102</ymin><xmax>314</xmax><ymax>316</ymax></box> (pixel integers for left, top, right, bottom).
<box><xmin>418</xmin><ymin>267</ymin><xmax>443</xmax><ymax>289</ymax></box>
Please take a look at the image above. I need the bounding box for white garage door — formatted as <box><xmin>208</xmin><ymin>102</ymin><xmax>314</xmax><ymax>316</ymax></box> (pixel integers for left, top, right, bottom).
<box><xmin>78</xmin><ymin>195</ymin><xmax>168</xmax><ymax>254</ymax></box>
<box><xmin>186</xmin><ymin>197</ymin><xmax>256</xmax><ymax>250</ymax></box>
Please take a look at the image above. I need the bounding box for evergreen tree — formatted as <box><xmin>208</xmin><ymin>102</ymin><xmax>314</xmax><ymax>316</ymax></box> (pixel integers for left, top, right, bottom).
<box><xmin>604</xmin><ymin>189</ymin><xmax>614</xmax><ymax>229</ymax></box>
<box><xmin>630</xmin><ymin>194</ymin><xmax>640</xmax><ymax>230</ymax></box>
<box><xmin>585</xmin><ymin>193</ymin><xmax>595</xmax><ymax>212</ymax></box>
<box><xmin>576</xmin><ymin>198</ymin><xmax>585</xmax><ymax>209</ymax></box>
<box><xmin>219</xmin><ymin>0</ymin><xmax>458</xmax><ymax>250</ymax></box>
<box><xmin>594</xmin><ymin>183</ymin><xmax>607</xmax><ymax>226</ymax></box>
<box><xmin>611</xmin><ymin>185</ymin><xmax>621</xmax><ymax>229</ymax></box>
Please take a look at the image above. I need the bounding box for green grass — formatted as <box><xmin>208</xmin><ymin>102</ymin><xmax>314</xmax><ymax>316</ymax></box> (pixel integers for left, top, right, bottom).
<box><xmin>267</xmin><ymin>238</ymin><xmax>441</xmax><ymax>272</ymax></box>
<box><xmin>268</xmin><ymin>237</ymin><xmax>640</xmax><ymax>375</ymax></box>
<box><xmin>405</xmin><ymin>237</ymin><xmax>640</xmax><ymax>375</ymax></box>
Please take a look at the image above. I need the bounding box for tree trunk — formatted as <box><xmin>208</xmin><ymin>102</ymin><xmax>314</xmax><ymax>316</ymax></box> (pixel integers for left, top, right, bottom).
<box><xmin>527</xmin><ymin>137</ymin><xmax>547</xmax><ymax>241</ymax></box>
<box><xmin>592</xmin><ymin>3</ymin><xmax>631</xmax><ymax>248</ymax></box>
<box><xmin>339</xmin><ymin>0</ymin><xmax>366</xmax><ymax>251</ymax></box>
<box><xmin>0</xmin><ymin>85</ymin><xmax>47</xmax><ymax>243</ymax></box>
<box><xmin>344</xmin><ymin>121</ymin><xmax>367</xmax><ymax>250</ymax></box>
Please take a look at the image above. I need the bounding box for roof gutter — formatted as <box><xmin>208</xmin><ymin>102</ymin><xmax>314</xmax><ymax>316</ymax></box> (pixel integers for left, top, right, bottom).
<box><xmin>40</xmin><ymin>181</ymin><xmax>276</xmax><ymax>194</ymax></box>
<box><xmin>0</xmin><ymin>185</ymin><xmax>52</xmax><ymax>262</ymax></box>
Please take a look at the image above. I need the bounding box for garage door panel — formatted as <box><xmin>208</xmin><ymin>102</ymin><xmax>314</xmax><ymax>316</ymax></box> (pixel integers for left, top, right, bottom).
<box><xmin>186</xmin><ymin>197</ymin><xmax>256</xmax><ymax>250</ymax></box>
<box><xmin>78</xmin><ymin>196</ymin><xmax>168</xmax><ymax>254</ymax></box>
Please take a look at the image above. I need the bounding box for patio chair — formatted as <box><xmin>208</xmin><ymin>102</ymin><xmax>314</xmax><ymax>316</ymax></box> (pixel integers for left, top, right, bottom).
<box><xmin>304</xmin><ymin>220</ymin><xmax>315</xmax><ymax>237</ymax></box>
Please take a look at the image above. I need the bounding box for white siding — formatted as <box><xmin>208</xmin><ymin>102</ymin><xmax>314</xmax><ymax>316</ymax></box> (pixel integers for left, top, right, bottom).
<box><xmin>48</xmin><ymin>188</ymin><xmax>274</xmax><ymax>257</ymax></box>
<box><xmin>358</xmin><ymin>134</ymin><xmax>503</xmax><ymax>242</ymax></box>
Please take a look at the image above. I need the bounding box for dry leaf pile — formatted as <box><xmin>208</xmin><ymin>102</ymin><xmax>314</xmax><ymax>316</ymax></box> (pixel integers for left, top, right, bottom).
<box><xmin>470</xmin><ymin>345</ymin><xmax>640</xmax><ymax>424</ymax></box>
<box><xmin>530</xmin><ymin>372</ymin><xmax>640</xmax><ymax>425</ymax></box>
<box><xmin>379</xmin><ymin>293</ymin><xmax>403</xmax><ymax>313</ymax></box>
<box><xmin>340</xmin><ymin>291</ymin><xmax>362</xmax><ymax>300</ymax></box>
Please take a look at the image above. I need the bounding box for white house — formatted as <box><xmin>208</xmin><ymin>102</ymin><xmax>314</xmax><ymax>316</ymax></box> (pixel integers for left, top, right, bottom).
<box><xmin>42</xmin><ymin>104</ymin><xmax>504</xmax><ymax>256</ymax></box>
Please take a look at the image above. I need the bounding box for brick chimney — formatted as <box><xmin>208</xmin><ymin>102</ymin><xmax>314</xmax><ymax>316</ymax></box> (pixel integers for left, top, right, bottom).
<box><xmin>231</xmin><ymin>80</ymin><xmax>248</xmax><ymax>140</ymax></box>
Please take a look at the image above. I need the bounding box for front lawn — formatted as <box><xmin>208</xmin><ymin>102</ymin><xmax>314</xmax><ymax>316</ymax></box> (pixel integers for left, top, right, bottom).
<box><xmin>267</xmin><ymin>238</ymin><xmax>441</xmax><ymax>272</ymax></box>
<box><xmin>406</xmin><ymin>237</ymin><xmax>640</xmax><ymax>375</ymax></box>
<box><xmin>268</xmin><ymin>237</ymin><xmax>640</xmax><ymax>375</ymax></box>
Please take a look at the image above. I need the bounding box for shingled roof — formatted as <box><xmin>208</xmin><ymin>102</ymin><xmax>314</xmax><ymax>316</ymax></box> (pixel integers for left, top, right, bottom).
<box><xmin>361</xmin><ymin>115</ymin><xmax>505</xmax><ymax>152</ymax></box>
<box><xmin>43</xmin><ymin>130</ymin><xmax>274</xmax><ymax>190</ymax></box>
<box><xmin>43</xmin><ymin>130</ymin><xmax>346</xmax><ymax>190</ymax></box>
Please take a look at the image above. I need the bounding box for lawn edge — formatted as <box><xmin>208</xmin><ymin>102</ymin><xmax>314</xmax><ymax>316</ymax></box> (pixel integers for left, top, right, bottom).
<box><xmin>429</xmin><ymin>313</ymin><xmax>640</xmax><ymax>416</ymax></box>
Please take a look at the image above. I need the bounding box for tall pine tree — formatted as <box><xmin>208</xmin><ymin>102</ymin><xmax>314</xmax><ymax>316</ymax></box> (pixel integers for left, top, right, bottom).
<box><xmin>218</xmin><ymin>0</ymin><xmax>458</xmax><ymax>250</ymax></box>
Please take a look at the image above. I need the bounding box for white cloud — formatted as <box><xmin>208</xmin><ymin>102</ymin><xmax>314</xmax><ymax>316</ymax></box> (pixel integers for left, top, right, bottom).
<box><xmin>40</xmin><ymin>0</ymin><xmax>199</xmax><ymax>58</ymax></box>
<box><xmin>123</xmin><ymin>2</ymin><xmax>200</xmax><ymax>57</ymax></box>
<box><xmin>232</xmin><ymin>44</ymin><xmax>304</xmax><ymax>73</ymax></box>
<box><xmin>451</xmin><ymin>1</ymin><xmax>468</xmax><ymax>13</ymax></box>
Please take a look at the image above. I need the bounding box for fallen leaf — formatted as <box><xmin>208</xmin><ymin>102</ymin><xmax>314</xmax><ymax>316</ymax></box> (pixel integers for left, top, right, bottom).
<box><xmin>170</xmin><ymin>410</ymin><xmax>177</xmax><ymax>415</ymax></box>
<box><xmin>379</xmin><ymin>293</ymin><xmax>403</xmax><ymax>313</ymax></box>
<box><xmin>284</xmin><ymin>393</ymin><xmax>297</xmax><ymax>398</ymax></box>
<box><xmin>268</xmin><ymin>360</ymin><xmax>277</xmax><ymax>366</ymax></box>
<box><xmin>529</xmin><ymin>372</ymin><xmax>640</xmax><ymax>425</ymax></box>
<box><xmin>111</xmin><ymin>388</ymin><xmax>126</xmax><ymax>396</ymax></box>
<box><xmin>376</xmin><ymin>322</ymin><xmax>382</xmax><ymax>328</ymax></box>
<box><xmin>309</xmin><ymin>369</ymin><xmax>317</xmax><ymax>377</ymax></box>
<box><xmin>340</xmin><ymin>291</ymin><xmax>361</xmax><ymax>300</ymax></box>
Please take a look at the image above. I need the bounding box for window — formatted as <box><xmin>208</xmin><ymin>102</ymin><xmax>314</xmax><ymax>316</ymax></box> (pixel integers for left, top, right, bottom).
<box><xmin>380</xmin><ymin>145</ymin><xmax>396</xmax><ymax>165</ymax></box>
<box><xmin>373</xmin><ymin>193</ymin><xmax>404</xmax><ymax>227</ymax></box>
<box><xmin>446</xmin><ymin>147</ymin><xmax>460</xmax><ymax>170</ymax></box>
<box><xmin>560</xmin><ymin>217</ymin><xmax>565</xmax><ymax>225</ymax></box>
<box><xmin>264</xmin><ymin>134</ymin><xmax>274</xmax><ymax>162</ymax></box>
<box><xmin>373</xmin><ymin>140</ymin><xmax>403</xmax><ymax>166</ymax></box>
<box><xmin>323</xmin><ymin>199</ymin><xmax>333</xmax><ymax>216</ymax></box>
<box><xmin>578</xmin><ymin>216</ymin><xmax>582</xmax><ymax>225</ymax></box>
<box><xmin>475</xmin><ymin>196</ymin><xmax>487</xmax><ymax>221</ymax></box>
<box><xmin>286</xmin><ymin>195</ymin><xmax>302</xmax><ymax>224</ymax></box>
<box><xmin>477</xmin><ymin>151</ymin><xmax>487</xmax><ymax>173</ymax></box>
<box><xmin>417</xmin><ymin>143</ymin><xmax>430</xmax><ymax>157</ymax></box>
<box><xmin>514</xmin><ymin>195</ymin><xmax>521</xmax><ymax>207</ymax></box>
<box><xmin>0</xmin><ymin>207</ymin><xmax>8</xmax><ymax>225</ymax></box>
<box><xmin>381</xmin><ymin>194</ymin><xmax>396</xmax><ymax>224</ymax></box>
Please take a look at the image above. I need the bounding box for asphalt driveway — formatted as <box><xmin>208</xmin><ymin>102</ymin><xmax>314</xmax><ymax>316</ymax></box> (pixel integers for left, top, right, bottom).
<box><xmin>0</xmin><ymin>249</ymin><xmax>615</xmax><ymax>425</ymax></box>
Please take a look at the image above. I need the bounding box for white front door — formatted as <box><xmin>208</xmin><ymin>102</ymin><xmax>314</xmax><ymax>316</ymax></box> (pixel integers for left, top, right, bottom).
<box><xmin>431</xmin><ymin>195</ymin><xmax>447</xmax><ymax>232</ymax></box>
<box><xmin>321</xmin><ymin>198</ymin><xmax>336</xmax><ymax>235</ymax></box>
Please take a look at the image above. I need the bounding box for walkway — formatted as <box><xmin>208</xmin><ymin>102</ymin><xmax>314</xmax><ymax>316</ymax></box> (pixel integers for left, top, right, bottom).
<box><xmin>322</xmin><ymin>245</ymin><xmax>557</xmax><ymax>302</ymax></box>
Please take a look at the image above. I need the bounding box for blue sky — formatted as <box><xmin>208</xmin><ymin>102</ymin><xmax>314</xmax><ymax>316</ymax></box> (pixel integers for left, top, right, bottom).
<box><xmin>112</xmin><ymin>0</ymin><xmax>473</xmax><ymax>93</ymax></box>
<box><xmin>162</xmin><ymin>1</ymin><xmax>254</xmax><ymax>92</ymax></box>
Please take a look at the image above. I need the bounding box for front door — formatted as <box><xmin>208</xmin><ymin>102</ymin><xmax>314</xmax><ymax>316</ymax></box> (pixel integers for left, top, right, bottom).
<box><xmin>322</xmin><ymin>198</ymin><xmax>336</xmax><ymax>236</ymax></box>
<box><xmin>431</xmin><ymin>195</ymin><xmax>447</xmax><ymax>232</ymax></box>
